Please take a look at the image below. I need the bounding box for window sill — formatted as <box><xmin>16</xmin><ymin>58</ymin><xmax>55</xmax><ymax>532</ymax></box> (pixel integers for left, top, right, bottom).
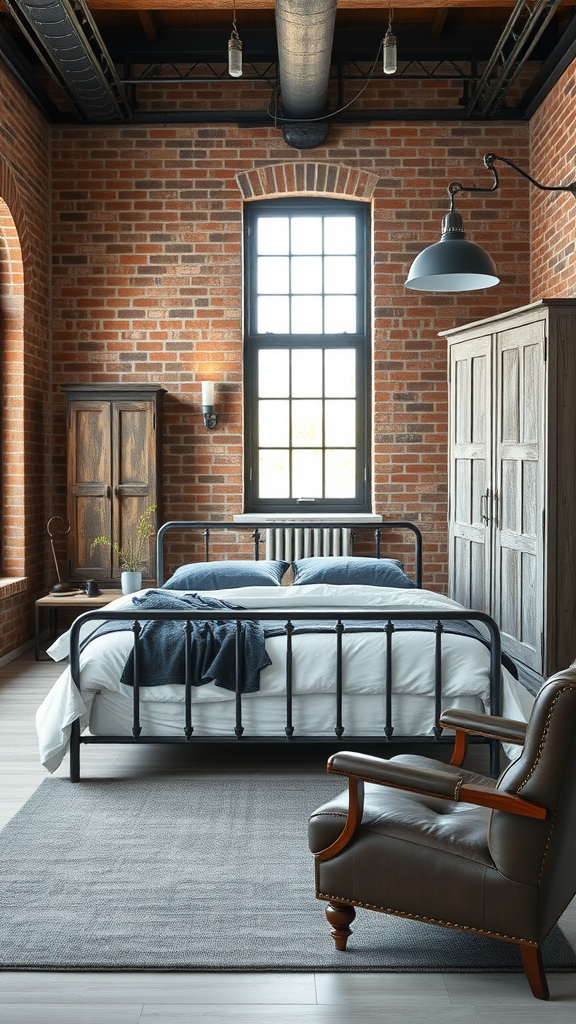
<box><xmin>0</xmin><ymin>577</ymin><xmax>27</xmax><ymax>601</ymax></box>
<box><xmin>234</xmin><ymin>514</ymin><xmax>383</xmax><ymax>523</ymax></box>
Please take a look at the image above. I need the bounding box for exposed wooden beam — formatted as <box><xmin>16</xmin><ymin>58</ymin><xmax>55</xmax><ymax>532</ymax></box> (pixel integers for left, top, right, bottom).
<box><xmin>84</xmin><ymin>1</ymin><xmax>521</xmax><ymax>10</ymax></box>
<box><xmin>138</xmin><ymin>10</ymin><xmax>158</xmax><ymax>41</ymax></box>
<box><xmin>431</xmin><ymin>9</ymin><xmax>449</xmax><ymax>37</ymax></box>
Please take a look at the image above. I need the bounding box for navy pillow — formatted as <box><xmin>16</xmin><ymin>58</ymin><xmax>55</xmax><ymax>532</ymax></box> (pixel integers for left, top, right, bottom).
<box><xmin>162</xmin><ymin>559</ymin><xmax>289</xmax><ymax>591</ymax></box>
<box><xmin>292</xmin><ymin>556</ymin><xmax>415</xmax><ymax>589</ymax></box>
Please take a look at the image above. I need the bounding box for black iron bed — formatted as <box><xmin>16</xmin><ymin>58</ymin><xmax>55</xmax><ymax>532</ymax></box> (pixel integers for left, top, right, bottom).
<box><xmin>63</xmin><ymin>520</ymin><xmax>506</xmax><ymax>781</ymax></box>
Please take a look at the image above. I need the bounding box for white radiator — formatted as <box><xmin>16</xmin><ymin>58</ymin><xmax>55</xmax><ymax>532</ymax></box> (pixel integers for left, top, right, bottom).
<box><xmin>265</xmin><ymin>526</ymin><xmax>352</xmax><ymax>561</ymax></box>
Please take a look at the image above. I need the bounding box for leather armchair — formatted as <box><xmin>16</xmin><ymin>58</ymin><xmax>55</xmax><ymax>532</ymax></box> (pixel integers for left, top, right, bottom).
<box><xmin>308</xmin><ymin>665</ymin><xmax>576</xmax><ymax>1000</ymax></box>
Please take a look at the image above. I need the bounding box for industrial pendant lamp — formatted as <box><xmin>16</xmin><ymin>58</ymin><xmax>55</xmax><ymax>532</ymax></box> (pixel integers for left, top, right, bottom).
<box><xmin>228</xmin><ymin>0</ymin><xmax>243</xmax><ymax>78</ymax></box>
<box><xmin>405</xmin><ymin>152</ymin><xmax>576</xmax><ymax>293</ymax></box>
<box><xmin>383</xmin><ymin>8</ymin><xmax>397</xmax><ymax>76</ymax></box>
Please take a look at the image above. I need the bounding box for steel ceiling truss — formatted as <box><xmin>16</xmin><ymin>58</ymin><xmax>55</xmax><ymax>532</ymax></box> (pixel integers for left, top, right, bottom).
<box><xmin>466</xmin><ymin>0</ymin><xmax>564</xmax><ymax>117</ymax></box>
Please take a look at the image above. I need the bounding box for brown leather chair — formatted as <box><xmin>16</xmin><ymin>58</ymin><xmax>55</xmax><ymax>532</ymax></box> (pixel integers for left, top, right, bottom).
<box><xmin>308</xmin><ymin>666</ymin><xmax>576</xmax><ymax>1000</ymax></box>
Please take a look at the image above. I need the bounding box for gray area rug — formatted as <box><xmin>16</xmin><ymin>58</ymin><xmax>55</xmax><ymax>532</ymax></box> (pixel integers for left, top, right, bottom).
<box><xmin>1</xmin><ymin>776</ymin><xmax>575</xmax><ymax>972</ymax></box>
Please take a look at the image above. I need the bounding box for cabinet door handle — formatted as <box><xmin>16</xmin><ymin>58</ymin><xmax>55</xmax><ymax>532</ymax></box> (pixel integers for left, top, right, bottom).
<box><xmin>480</xmin><ymin>489</ymin><xmax>490</xmax><ymax>525</ymax></box>
<box><xmin>492</xmin><ymin>489</ymin><xmax>499</xmax><ymax>530</ymax></box>
<box><xmin>106</xmin><ymin>485</ymin><xmax>111</xmax><ymax>500</ymax></box>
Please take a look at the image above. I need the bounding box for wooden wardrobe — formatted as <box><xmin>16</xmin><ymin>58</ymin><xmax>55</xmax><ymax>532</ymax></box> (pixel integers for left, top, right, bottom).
<box><xmin>443</xmin><ymin>300</ymin><xmax>576</xmax><ymax>678</ymax></box>
<box><xmin>63</xmin><ymin>384</ymin><xmax>165</xmax><ymax>587</ymax></box>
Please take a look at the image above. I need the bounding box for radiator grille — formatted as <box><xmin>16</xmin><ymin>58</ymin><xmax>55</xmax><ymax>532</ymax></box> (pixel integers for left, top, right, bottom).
<box><xmin>265</xmin><ymin>526</ymin><xmax>352</xmax><ymax>561</ymax></box>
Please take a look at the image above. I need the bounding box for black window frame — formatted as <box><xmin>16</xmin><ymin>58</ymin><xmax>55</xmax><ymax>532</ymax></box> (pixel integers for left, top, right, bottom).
<box><xmin>243</xmin><ymin>197</ymin><xmax>371</xmax><ymax>514</ymax></box>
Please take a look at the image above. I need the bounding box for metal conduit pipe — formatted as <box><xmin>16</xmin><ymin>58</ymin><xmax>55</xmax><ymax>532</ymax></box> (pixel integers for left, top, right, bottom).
<box><xmin>4</xmin><ymin>0</ymin><xmax>129</xmax><ymax>121</ymax></box>
<box><xmin>275</xmin><ymin>0</ymin><xmax>337</xmax><ymax>149</ymax></box>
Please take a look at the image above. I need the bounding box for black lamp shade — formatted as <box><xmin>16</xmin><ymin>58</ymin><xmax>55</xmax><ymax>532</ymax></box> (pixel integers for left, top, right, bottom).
<box><xmin>405</xmin><ymin>209</ymin><xmax>499</xmax><ymax>292</ymax></box>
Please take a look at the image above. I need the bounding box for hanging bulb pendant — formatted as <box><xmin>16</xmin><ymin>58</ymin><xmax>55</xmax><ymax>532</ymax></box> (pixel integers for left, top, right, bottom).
<box><xmin>228</xmin><ymin>32</ymin><xmax>243</xmax><ymax>77</ymax></box>
<box><xmin>383</xmin><ymin>28</ymin><xmax>397</xmax><ymax>75</ymax></box>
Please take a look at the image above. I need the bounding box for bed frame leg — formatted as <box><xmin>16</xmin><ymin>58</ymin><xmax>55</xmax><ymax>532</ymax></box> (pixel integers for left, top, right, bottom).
<box><xmin>489</xmin><ymin>737</ymin><xmax>500</xmax><ymax>777</ymax></box>
<box><xmin>70</xmin><ymin>718</ymin><xmax>81</xmax><ymax>783</ymax></box>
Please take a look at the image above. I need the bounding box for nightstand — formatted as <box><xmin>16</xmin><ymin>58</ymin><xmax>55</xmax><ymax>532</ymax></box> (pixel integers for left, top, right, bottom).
<box><xmin>34</xmin><ymin>590</ymin><xmax>124</xmax><ymax>661</ymax></box>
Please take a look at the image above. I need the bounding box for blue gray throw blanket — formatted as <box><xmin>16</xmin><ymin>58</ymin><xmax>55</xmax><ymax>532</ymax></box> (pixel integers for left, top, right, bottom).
<box><xmin>86</xmin><ymin>591</ymin><xmax>271</xmax><ymax>692</ymax></box>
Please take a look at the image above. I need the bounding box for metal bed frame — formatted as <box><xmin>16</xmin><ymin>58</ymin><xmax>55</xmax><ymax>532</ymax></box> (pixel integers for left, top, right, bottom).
<box><xmin>155</xmin><ymin>519</ymin><xmax>424</xmax><ymax>588</ymax></box>
<box><xmin>67</xmin><ymin>519</ymin><xmax>504</xmax><ymax>781</ymax></box>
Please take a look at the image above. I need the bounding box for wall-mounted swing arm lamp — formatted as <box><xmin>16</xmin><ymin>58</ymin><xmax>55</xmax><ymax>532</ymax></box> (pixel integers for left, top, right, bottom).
<box><xmin>201</xmin><ymin>382</ymin><xmax>219</xmax><ymax>430</ymax></box>
<box><xmin>405</xmin><ymin>152</ymin><xmax>576</xmax><ymax>293</ymax></box>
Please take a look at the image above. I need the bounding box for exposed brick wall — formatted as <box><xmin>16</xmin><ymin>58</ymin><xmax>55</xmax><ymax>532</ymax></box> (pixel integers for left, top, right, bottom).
<box><xmin>530</xmin><ymin>62</ymin><xmax>576</xmax><ymax>298</ymax></box>
<box><xmin>3</xmin><ymin>55</ymin><xmax>575</xmax><ymax>658</ymax></box>
<box><xmin>0</xmin><ymin>62</ymin><xmax>51</xmax><ymax>660</ymax></box>
<box><xmin>49</xmin><ymin>114</ymin><xmax>532</xmax><ymax>591</ymax></box>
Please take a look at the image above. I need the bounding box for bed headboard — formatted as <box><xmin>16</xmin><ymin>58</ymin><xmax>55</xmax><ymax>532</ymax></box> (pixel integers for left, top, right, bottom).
<box><xmin>156</xmin><ymin>520</ymin><xmax>423</xmax><ymax>589</ymax></box>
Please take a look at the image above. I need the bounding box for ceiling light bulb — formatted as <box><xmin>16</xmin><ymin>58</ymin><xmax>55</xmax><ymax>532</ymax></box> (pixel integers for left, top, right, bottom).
<box><xmin>383</xmin><ymin>28</ymin><xmax>397</xmax><ymax>75</ymax></box>
<box><xmin>228</xmin><ymin>32</ymin><xmax>243</xmax><ymax>77</ymax></box>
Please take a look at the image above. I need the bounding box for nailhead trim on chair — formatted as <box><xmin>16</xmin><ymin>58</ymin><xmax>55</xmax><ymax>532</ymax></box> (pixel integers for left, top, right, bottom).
<box><xmin>315</xmin><ymin>890</ymin><xmax>537</xmax><ymax>946</ymax></box>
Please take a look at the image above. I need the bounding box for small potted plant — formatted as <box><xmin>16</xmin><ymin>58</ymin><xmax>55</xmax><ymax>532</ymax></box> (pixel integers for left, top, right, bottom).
<box><xmin>92</xmin><ymin>505</ymin><xmax>156</xmax><ymax>594</ymax></box>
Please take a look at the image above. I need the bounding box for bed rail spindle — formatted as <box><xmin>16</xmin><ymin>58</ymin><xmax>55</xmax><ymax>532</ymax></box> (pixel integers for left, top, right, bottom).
<box><xmin>234</xmin><ymin>619</ymin><xmax>244</xmax><ymax>738</ymax></box>
<box><xmin>375</xmin><ymin>528</ymin><xmax>381</xmax><ymax>559</ymax></box>
<box><xmin>384</xmin><ymin>620</ymin><xmax>395</xmax><ymax>739</ymax></box>
<box><xmin>335</xmin><ymin>620</ymin><xmax>345</xmax><ymax>738</ymax></box>
<box><xmin>433</xmin><ymin>620</ymin><xmax>444</xmax><ymax>739</ymax></box>
<box><xmin>285</xmin><ymin>620</ymin><xmax>294</xmax><ymax>738</ymax></box>
<box><xmin>184</xmin><ymin>619</ymin><xmax>193</xmax><ymax>739</ymax></box>
<box><xmin>204</xmin><ymin>528</ymin><xmax>210</xmax><ymax>562</ymax></box>
<box><xmin>252</xmin><ymin>528</ymin><xmax>261</xmax><ymax>560</ymax></box>
<box><xmin>132</xmin><ymin>620</ymin><xmax>142</xmax><ymax>738</ymax></box>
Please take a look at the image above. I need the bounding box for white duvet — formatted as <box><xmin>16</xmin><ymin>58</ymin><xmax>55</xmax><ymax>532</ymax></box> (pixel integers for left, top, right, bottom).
<box><xmin>36</xmin><ymin>584</ymin><xmax>524</xmax><ymax>772</ymax></box>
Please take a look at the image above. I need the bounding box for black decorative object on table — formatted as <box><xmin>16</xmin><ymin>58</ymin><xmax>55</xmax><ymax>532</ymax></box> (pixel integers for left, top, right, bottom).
<box><xmin>47</xmin><ymin>516</ymin><xmax>75</xmax><ymax>594</ymax></box>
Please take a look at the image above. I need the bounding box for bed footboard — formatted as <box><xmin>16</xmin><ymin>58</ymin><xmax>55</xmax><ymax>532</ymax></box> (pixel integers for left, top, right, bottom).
<box><xmin>68</xmin><ymin>607</ymin><xmax>503</xmax><ymax>782</ymax></box>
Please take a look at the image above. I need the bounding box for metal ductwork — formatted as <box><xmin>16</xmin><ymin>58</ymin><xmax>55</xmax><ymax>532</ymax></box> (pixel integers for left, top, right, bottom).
<box><xmin>3</xmin><ymin>0</ymin><xmax>130</xmax><ymax>122</ymax></box>
<box><xmin>275</xmin><ymin>0</ymin><xmax>337</xmax><ymax>149</ymax></box>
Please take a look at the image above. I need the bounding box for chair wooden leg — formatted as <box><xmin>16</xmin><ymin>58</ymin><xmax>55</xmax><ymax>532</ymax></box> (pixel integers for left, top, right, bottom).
<box><xmin>326</xmin><ymin>901</ymin><xmax>356</xmax><ymax>951</ymax></box>
<box><xmin>519</xmin><ymin>943</ymin><xmax>550</xmax><ymax>1000</ymax></box>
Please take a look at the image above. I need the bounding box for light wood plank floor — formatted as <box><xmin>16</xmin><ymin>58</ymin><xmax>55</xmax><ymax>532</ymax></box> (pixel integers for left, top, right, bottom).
<box><xmin>1</xmin><ymin>649</ymin><xmax>576</xmax><ymax>1023</ymax></box>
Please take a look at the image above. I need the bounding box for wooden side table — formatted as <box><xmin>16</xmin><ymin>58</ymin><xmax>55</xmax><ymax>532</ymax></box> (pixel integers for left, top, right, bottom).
<box><xmin>35</xmin><ymin>590</ymin><xmax>124</xmax><ymax>661</ymax></box>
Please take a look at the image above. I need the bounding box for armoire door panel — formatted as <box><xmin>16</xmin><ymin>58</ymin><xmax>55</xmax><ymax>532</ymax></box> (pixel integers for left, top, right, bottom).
<box><xmin>448</xmin><ymin>336</ymin><xmax>491</xmax><ymax>614</ymax></box>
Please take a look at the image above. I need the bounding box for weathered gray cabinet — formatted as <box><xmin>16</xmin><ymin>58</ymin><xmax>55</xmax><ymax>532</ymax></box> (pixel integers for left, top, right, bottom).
<box><xmin>443</xmin><ymin>300</ymin><xmax>576</xmax><ymax>677</ymax></box>
<box><xmin>63</xmin><ymin>384</ymin><xmax>165</xmax><ymax>586</ymax></box>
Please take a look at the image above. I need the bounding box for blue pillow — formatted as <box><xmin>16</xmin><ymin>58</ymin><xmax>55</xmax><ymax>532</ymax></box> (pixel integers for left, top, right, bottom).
<box><xmin>292</xmin><ymin>556</ymin><xmax>415</xmax><ymax>589</ymax></box>
<box><xmin>162</xmin><ymin>559</ymin><xmax>289</xmax><ymax>591</ymax></box>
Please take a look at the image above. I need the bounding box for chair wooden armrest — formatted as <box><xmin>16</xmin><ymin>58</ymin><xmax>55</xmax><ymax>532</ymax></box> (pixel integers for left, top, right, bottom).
<box><xmin>317</xmin><ymin>750</ymin><xmax>546</xmax><ymax>863</ymax></box>
<box><xmin>439</xmin><ymin>708</ymin><xmax>528</xmax><ymax>767</ymax></box>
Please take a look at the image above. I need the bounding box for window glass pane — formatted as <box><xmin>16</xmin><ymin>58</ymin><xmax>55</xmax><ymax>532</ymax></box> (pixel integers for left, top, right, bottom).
<box><xmin>292</xmin><ymin>399</ymin><xmax>323</xmax><ymax>447</ymax></box>
<box><xmin>292</xmin><ymin>349</ymin><xmax>322</xmax><ymax>397</ymax></box>
<box><xmin>291</xmin><ymin>218</ymin><xmax>322</xmax><ymax>254</ymax></box>
<box><xmin>292</xmin><ymin>449</ymin><xmax>323</xmax><ymax>498</ymax></box>
<box><xmin>259</xmin><ymin>349</ymin><xmax>289</xmax><ymax>397</ymax></box>
<box><xmin>258</xmin><ymin>296</ymin><xmax>289</xmax><ymax>334</ymax></box>
<box><xmin>325</xmin><ymin>349</ymin><xmax>356</xmax><ymax>397</ymax></box>
<box><xmin>258</xmin><ymin>256</ymin><xmax>289</xmax><ymax>294</ymax></box>
<box><xmin>324</xmin><ymin>217</ymin><xmax>356</xmax><ymax>254</ymax></box>
<box><xmin>258</xmin><ymin>218</ymin><xmax>289</xmax><ymax>254</ymax></box>
<box><xmin>291</xmin><ymin>256</ymin><xmax>322</xmax><ymax>294</ymax></box>
<box><xmin>292</xmin><ymin>295</ymin><xmax>322</xmax><ymax>334</ymax></box>
<box><xmin>324</xmin><ymin>256</ymin><xmax>356</xmax><ymax>294</ymax></box>
<box><xmin>325</xmin><ymin>400</ymin><xmax>356</xmax><ymax>446</ymax></box>
<box><xmin>324</xmin><ymin>295</ymin><xmax>356</xmax><ymax>334</ymax></box>
<box><xmin>259</xmin><ymin>450</ymin><xmax>289</xmax><ymax>497</ymax></box>
<box><xmin>259</xmin><ymin>400</ymin><xmax>289</xmax><ymax>446</ymax></box>
<box><xmin>325</xmin><ymin>450</ymin><xmax>356</xmax><ymax>497</ymax></box>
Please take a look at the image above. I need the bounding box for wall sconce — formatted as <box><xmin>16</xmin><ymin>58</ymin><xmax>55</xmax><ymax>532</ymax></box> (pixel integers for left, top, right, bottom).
<box><xmin>405</xmin><ymin>152</ymin><xmax>576</xmax><ymax>293</ymax></box>
<box><xmin>202</xmin><ymin>382</ymin><xmax>219</xmax><ymax>430</ymax></box>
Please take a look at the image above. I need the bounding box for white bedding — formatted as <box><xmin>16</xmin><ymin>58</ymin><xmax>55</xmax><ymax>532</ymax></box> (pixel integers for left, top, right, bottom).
<box><xmin>36</xmin><ymin>583</ymin><xmax>523</xmax><ymax>773</ymax></box>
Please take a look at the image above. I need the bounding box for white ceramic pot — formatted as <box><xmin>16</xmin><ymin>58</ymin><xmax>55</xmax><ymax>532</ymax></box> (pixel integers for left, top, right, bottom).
<box><xmin>121</xmin><ymin>571</ymin><xmax>142</xmax><ymax>595</ymax></box>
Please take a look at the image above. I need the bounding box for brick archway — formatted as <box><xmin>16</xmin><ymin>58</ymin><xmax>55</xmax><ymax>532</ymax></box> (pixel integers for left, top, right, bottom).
<box><xmin>0</xmin><ymin>158</ymin><xmax>27</xmax><ymax>580</ymax></box>
<box><xmin>235</xmin><ymin>162</ymin><xmax>378</xmax><ymax>201</ymax></box>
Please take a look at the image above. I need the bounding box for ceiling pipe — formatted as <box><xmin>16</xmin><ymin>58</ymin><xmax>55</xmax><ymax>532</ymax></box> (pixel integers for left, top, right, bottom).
<box><xmin>275</xmin><ymin>0</ymin><xmax>337</xmax><ymax>149</ymax></box>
